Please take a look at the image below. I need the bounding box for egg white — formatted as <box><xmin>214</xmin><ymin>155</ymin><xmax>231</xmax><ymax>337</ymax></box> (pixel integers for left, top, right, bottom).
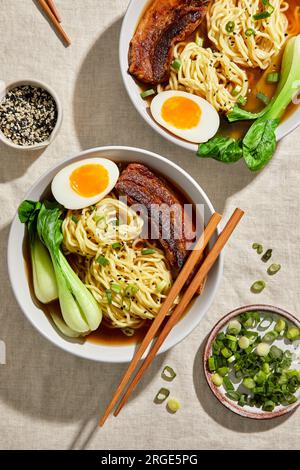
<box><xmin>150</xmin><ymin>90</ymin><xmax>220</xmax><ymax>143</ymax></box>
<box><xmin>51</xmin><ymin>158</ymin><xmax>119</xmax><ymax>209</ymax></box>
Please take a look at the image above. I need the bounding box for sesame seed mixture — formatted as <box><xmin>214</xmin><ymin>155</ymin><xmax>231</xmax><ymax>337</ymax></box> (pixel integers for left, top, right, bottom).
<box><xmin>0</xmin><ymin>85</ymin><xmax>57</xmax><ymax>146</ymax></box>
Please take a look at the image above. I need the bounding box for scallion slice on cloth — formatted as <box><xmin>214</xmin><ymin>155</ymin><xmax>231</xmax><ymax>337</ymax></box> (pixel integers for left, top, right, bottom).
<box><xmin>161</xmin><ymin>365</ymin><xmax>177</xmax><ymax>382</ymax></box>
<box><xmin>154</xmin><ymin>388</ymin><xmax>170</xmax><ymax>404</ymax></box>
<box><xmin>167</xmin><ymin>397</ymin><xmax>181</xmax><ymax>413</ymax></box>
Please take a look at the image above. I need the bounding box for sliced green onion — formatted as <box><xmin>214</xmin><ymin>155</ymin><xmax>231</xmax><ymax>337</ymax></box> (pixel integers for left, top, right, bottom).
<box><xmin>269</xmin><ymin>345</ymin><xmax>283</xmax><ymax>360</ymax></box>
<box><xmin>286</xmin><ymin>326</ymin><xmax>300</xmax><ymax>341</ymax></box>
<box><xmin>256</xmin><ymin>91</ymin><xmax>270</xmax><ymax>105</ymax></box>
<box><xmin>225</xmin><ymin>21</ymin><xmax>235</xmax><ymax>33</ymax></box>
<box><xmin>226</xmin><ymin>334</ymin><xmax>238</xmax><ymax>342</ymax></box>
<box><xmin>154</xmin><ymin>387</ymin><xmax>170</xmax><ymax>404</ymax></box>
<box><xmin>111</xmin><ymin>283</ymin><xmax>122</xmax><ymax>293</ymax></box>
<box><xmin>161</xmin><ymin>365</ymin><xmax>177</xmax><ymax>382</ymax></box>
<box><xmin>239</xmin><ymin>336</ymin><xmax>250</xmax><ymax>349</ymax></box>
<box><xmin>71</xmin><ymin>215</ymin><xmax>78</xmax><ymax>224</ymax></box>
<box><xmin>237</xmin><ymin>95</ymin><xmax>247</xmax><ymax>106</ymax></box>
<box><xmin>226</xmin><ymin>391</ymin><xmax>241</xmax><ymax>401</ymax></box>
<box><xmin>211</xmin><ymin>373</ymin><xmax>223</xmax><ymax>387</ymax></box>
<box><xmin>232</xmin><ymin>85</ymin><xmax>242</xmax><ymax>96</ymax></box>
<box><xmin>167</xmin><ymin>397</ymin><xmax>180</xmax><ymax>413</ymax></box>
<box><xmin>243</xmin><ymin>377</ymin><xmax>256</xmax><ymax>390</ymax></box>
<box><xmin>275</xmin><ymin>318</ymin><xmax>286</xmax><ymax>333</ymax></box>
<box><xmin>253</xmin><ymin>11</ymin><xmax>272</xmax><ymax>20</ymax></box>
<box><xmin>96</xmin><ymin>255</ymin><xmax>109</xmax><ymax>266</ymax></box>
<box><xmin>221</xmin><ymin>347</ymin><xmax>232</xmax><ymax>358</ymax></box>
<box><xmin>252</xmin><ymin>242</ymin><xmax>263</xmax><ymax>254</ymax></box>
<box><xmin>223</xmin><ymin>376</ymin><xmax>234</xmax><ymax>391</ymax></box>
<box><xmin>251</xmin><ymin>280</ymin><xmax>266</xmax><ymax>294</ymax></box>
<box><xmin>105</xmin><ymin>289</ymin><xmax>112</xmax><ymax>304</ymax></box>
<box><xmin>111</xmin><ymin>242</ymin><xmax>122</xmax><ymax>249</ymax></box>
<box><xmin>217</xmin><ymin>367</ymin><xmax>229</xmax><ymax>377</ymax></box>
<box><xmin>141</xmin><ymin>248</ymin><xmax>156</xmax><ymax>255</ymax></box>
<box><xmin>256</xmin><ymin>342</ymin><xmax>271</xmax><ymax>356</ymax></box>
<box><xmin>267</xmin><ymin>263</ymin><xmax>281</xmax><ymax>275</ymax></box>
<box><xmin>254</xmin><ymin>370</ymin><xmax>267</xmax><ymax>384</ymax></box>
<box><xmin>171</xmin><ymin>59</ymin><xmax>182</xmax><ymax>71</ymax></box>
<box><xmin>140</xmin><ymin>89</ymin><xmax>156</xmax><ymax>99</ymax></box>
<box><xmin>227</xmin><ymin>354</ymin><xmax>236</xmax><ymax>363</ymax></box>
<box><xmin>262</xmin><ymin>400</ymin><xmax>275</xmax><ymax>412</ymax></box>
<box><xmin>267</xmin><ymin>72</ymin><xmax>280</xmax><ymax>83</ymax></box>
<box><xmin>245</xmin><ymin>28</ymin><xmax>255</xmax><ymax>36</ymax></box>
<box><xmin>124</xmin><ymin>283</ymin><xmax>139</xmax><ymax>298</ymax></box>
<box><xmin>262</xmin><ymin>363</ymin><xmax>270</xmax><ymax>374</ymax></box>
<box><xmin>238</xmin><ymin>394</ymin><xmax>248</xmax><ymax>407</ymax></box>
<box><xmin>262</xmin><ymin>330</ymin><xmax>279</xmax><ymax>343</ymax></box>
<box><xmin>208</xmin><ymin>356</ymin><xmax>217</xmax><ymax>372</ymax></box>
<box><xmin>227</xmin><ymin>319</ymin><xmax>242</xmax><ymax>335</ymax></box>
<box><xmin>261</xmin><ymin>248</ymin><xmax>273</xmax><ymax>262</ymax></box>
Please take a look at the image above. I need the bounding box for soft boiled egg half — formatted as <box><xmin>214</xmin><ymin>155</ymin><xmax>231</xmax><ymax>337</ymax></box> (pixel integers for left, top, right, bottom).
<box><xmin>51</xmin><ymin>158</ymin><xmax>119</xmax><ymax>209</ymax></box>
<box><xmin>150</xmin><ymin>91</ymin><xmax>220</xmax><ymax>143</ymax></box>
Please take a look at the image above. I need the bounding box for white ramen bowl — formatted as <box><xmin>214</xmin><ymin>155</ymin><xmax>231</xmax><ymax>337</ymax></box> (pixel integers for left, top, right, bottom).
<box><xmin>119</xmin><ymin>0</ymin><xmax>300</xmax><ymax>152</ymax></box>
<box><xmin>7</xmin><ymin>146</ymin><xmax>223</xmax><ymax>363</ymax></box>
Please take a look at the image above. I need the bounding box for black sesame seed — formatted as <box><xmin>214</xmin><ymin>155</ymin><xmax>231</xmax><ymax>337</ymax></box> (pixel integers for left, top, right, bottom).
<box><xmin>0</xmin><ymin>85</ymin><xmax>57</xmax><ymax>146</ymax></box>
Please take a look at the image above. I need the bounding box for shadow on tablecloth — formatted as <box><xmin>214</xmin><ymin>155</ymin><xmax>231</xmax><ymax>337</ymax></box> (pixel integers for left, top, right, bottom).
<box><xmin>0</xmin><ymin>223</ymin><xmax>166</xmax><ymax>434</ymax></box>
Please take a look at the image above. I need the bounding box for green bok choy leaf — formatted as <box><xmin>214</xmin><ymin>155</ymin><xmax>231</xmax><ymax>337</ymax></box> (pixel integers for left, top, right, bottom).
<box><xmin>197</xmin><ymin>35</ymin><xmax>300</xmax><ymax>171</ymax></box>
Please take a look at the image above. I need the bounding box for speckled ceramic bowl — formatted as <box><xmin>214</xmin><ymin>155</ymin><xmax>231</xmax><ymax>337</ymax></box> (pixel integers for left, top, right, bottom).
<box><xmin>203</xmin><ymin>305</ymin><xmax>300</xmax><ymax>419</ymax></box>
<box><xmin>0</xmin><ymin>79</ymin><xmax>63</xmax><ymax>151</ymax></box>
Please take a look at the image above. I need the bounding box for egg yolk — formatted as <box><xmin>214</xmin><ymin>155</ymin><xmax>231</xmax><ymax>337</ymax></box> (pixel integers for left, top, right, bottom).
<box><xmin>161</xmin><ymin>96</ymin><xmax>201</xmax><ymax>129</ymax></box>
<box><xmin>70</xmin><ymin>164</ymin><xmax>109</xmax><ymax>198</ymax></box>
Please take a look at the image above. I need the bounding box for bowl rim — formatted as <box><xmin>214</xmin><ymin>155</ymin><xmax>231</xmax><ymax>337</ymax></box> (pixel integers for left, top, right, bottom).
<box><xmin>119</xmin><ymin>0</ymin><xmax>300</xmax><ymax>152</ymax></box>
<box><xmin>203</xmin><ymin>304</ymin><xmax>300</xmax><ymax>420</ymax></box>
<box><xmin>7</xmin><ymin>145</ymin><xmax>224</xmax><ymax>363</ymax></box>
<box><xmin>0</xmin><ymin>79</ymin><xmax>63</xmax><ymax>151</ymax></box>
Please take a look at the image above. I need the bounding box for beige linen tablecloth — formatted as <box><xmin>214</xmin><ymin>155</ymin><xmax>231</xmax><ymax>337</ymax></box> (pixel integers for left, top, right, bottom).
<box><xmin>0</xmin><ymin>0</ymin><xmax>299</xmax><ymax>450</ymax></box>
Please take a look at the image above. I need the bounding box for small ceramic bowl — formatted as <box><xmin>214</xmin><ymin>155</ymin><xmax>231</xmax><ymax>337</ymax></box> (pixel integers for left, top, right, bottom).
<box><xmin>203</xmin><ymin>305</ymin><xmax>300</xmax><ymax>419</ymax></box>
<box><xmin>0</xmin><ymin>79</ymin><xmax>63</xmax><ymax>151</ymax></box>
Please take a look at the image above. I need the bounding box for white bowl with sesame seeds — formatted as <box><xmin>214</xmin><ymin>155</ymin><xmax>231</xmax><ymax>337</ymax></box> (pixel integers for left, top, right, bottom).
<box><xmin>0</xmin><ymin>79</ymin><xmax>62</xmax><ymax>151</ymax></box>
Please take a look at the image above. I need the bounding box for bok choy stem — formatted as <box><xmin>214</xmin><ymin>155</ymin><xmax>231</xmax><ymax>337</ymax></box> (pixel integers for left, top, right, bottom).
<box><xmin>37</xmin><ymin>203</ymin><xmax>102</xmax><ymax>334</ymax></box>
<box><xmin>18</xmin><ymin>200</ymin><xmax>58</xmax><ymax>304</ymax></box>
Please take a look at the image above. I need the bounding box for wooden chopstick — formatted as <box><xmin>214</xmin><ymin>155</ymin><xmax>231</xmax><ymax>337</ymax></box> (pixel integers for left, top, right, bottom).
<box><xmin>37</xmin><ymin>0</ymin><xmax>71</xmax><ymax>46</ymax></box>
<box><xmin>113</xmin><ymin>208</ymin><xmax>244</xmax><ymax>417</ymax></box>
<box><xmin>46</xmin><ymin>0</ymin><xmax>62</xmax><ymax>23</ymax></box>
<box><xmin>99</xmin><ymin>211</ymin><xmax>222</xmax><ymax>427</ymax></box>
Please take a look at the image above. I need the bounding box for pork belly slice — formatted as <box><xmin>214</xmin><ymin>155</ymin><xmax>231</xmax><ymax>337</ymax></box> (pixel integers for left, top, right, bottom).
<box><xmin>128</xmin><ymin>0</ymin><xmax>208</xmax><ymax>85</ymax></box>
<box><xmin>115</xmin><ymin>163</ymin><xmax>195</xmax><ymax>271</ymax></box>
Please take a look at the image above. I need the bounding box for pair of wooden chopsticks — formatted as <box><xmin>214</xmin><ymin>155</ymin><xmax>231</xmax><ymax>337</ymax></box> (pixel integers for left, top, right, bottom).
<box><xmin>37</xmin><ymin>0</ymin><xmax>71</xmax><ymax>46</ymax></box>
<box><xmin>99</xmin><ymin>208</ymin><xmax>244</xmax><ymax>426</ymax></box>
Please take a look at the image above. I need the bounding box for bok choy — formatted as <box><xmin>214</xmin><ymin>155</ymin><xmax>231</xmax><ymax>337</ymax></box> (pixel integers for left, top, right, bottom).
<box><xmin>197</xmin><ymin>35</ymin><xmax>300</xmax><ymax>171</ymax></box>
<box><xmin>18</xmin><ymin>200</ymin><xmax>58</xmax><ymax>304</ymax></box>
<box><xmin>19</xmin><ymin>200</ymin><xmax>102</xmax><ymax>337</ymax></box>
<box><xmin>37</xmin><ymin>203</ymin><xmax>102</xmax><ymax>333</ymax></box>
